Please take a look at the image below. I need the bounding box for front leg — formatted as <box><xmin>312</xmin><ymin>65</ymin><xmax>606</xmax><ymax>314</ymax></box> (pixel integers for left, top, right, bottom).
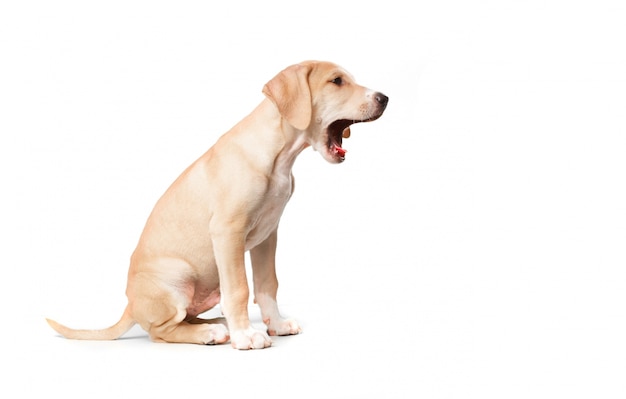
<box><xmin>251</xmin><ymin>230</ymin><xmax>302</xmax><ymax>336</ymax></box>
<box><xmin>212</xmin><ymin>230</ymin><xmax>271</xmax><ymax>350</ymax></box>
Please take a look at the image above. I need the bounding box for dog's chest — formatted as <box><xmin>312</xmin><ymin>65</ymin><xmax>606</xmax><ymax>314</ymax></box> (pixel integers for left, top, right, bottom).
<box><xmin>245</xmin><ymin>172</ymin><xmax>293</xmax><ymax>250</ymax></box>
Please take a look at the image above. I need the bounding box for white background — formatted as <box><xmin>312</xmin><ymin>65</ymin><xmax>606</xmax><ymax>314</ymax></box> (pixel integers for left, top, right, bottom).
<box><xmin>1</xmin><ymin>1</ymin><xmax>625</xmax><ymax>398</ymax></box>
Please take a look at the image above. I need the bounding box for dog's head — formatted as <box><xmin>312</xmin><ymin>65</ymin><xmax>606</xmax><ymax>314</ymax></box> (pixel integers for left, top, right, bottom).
<box><xmin>263</xmin><ymin>61</ymin><xmax>388</xmax><ymax>163</ymax></box>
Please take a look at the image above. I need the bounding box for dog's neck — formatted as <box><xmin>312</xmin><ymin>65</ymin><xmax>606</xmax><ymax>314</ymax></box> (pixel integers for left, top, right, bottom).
<box><xmin>256</xmin><ymin>99</ymin><xmax>311</xmax><ymax>176</ymax></box>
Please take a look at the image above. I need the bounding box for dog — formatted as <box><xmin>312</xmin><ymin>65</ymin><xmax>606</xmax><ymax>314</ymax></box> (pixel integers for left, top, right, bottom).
<box><xmin>47</xmin><ymin>60</ymin><xmax>388</xmax><ymax>349</ymax></box>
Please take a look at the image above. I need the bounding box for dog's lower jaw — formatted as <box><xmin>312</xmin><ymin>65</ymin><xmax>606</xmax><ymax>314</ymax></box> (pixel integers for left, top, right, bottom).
<box><xmin>325</xmin><ymin>145</ymin><xmax>347</xmax><ymax>164</ymax></box>
<box><xmin>310</xmin><ymin>139</ymin><xmax>346</xmax><ymax>164</ymax></box>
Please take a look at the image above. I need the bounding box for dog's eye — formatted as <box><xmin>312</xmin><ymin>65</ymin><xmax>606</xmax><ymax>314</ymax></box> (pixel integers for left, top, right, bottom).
<box><xmin>330</xmin><ymin>77</ymin><xmax>343</xmax><ymax>86</ymax></box>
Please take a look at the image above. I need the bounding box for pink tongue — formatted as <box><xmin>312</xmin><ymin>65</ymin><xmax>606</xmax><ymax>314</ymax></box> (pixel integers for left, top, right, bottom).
<box><xmin>335</xmin><ymin>146</ymin><xmax>346</xmax><ymax>157</ymax></box>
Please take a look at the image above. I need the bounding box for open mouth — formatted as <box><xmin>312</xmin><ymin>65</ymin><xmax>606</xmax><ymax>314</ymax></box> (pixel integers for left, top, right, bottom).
<box><xmin>327</xmin><ymin>119</ymin><xmax>352</xmax><ymax>161</ymax></box>
<box><xmin>326</xmin><ymin>115</ymin><xmax>382</xmax><ymax>162</ymax></box>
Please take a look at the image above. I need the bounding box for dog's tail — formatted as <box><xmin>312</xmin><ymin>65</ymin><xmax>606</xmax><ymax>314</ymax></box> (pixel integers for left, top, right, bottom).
<box><xmin>46</xmin><ymin>306</ymin><xmax>135</xmax><ymax>341</ymax></box>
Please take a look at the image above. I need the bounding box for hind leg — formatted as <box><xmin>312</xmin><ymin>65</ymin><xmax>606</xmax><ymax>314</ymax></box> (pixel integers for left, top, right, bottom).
<box><xmin>150</xmin><ymin>320</ymin><xmax>229</xmax><ymax>345</ymax></box>
<box><xmin>187</xmin><ymin>316</ymin><xmax>228</xmax><ymax>326</ymax></box>
<box><xmin>131</xmin><ymin>280</ymin><xmax>229</xmax><ymax>345</ymax></box>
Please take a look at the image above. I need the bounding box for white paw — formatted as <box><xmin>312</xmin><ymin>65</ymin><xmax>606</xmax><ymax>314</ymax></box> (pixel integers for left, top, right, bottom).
<box><xmin>230</xmin><ymin>327</ymin><xmax>272</xmax><ymax>350</ymax></box>
<box><xmin>266</xmin><ymin>317</ymin><xmax>302</xmax><ymax>336</ymax></box>
<box><xmin>202</xmin><ymin>323</ymin><xmax>230</xmax><ymax>345</ymax></box>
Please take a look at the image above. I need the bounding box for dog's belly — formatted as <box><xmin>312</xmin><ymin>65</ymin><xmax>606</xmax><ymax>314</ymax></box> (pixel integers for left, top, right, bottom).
<box><xmin>185</xmin><ymin>282</ymin><xmax>221</xmax><ymax>317</ymax></box>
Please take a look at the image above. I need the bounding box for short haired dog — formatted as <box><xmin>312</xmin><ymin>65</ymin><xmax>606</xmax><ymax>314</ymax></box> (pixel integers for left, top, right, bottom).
<box><xmin>47</xmin><ymin>61</ymin><xmax>388</xmax><ymax>349</ymax></box>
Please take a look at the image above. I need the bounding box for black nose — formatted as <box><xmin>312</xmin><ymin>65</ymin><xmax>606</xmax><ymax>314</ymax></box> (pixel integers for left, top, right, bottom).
<box><xmin>375</xmin><ymin>92</ymin><xmax>389</xmax><ymax>108</ymax></box>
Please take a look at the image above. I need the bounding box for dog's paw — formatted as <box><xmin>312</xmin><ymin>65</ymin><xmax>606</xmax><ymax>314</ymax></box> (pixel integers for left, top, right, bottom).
<box><xmin>266</xmin><ymin>317</ymin><xmax>302</xmax><ymax>336</ymax></box>
<box><xmin>202</xmin><ymin>323</ymin><xmax>230</xmax><ymax>345</ymax></box>
<box><xmin>230</xmin><ymin>327</ymin><xmax>272</xmax><ymax>350</ymax></box>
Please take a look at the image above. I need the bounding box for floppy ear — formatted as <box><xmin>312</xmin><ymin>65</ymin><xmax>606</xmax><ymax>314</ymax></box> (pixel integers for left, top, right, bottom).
<box><xmin>262</xmin><ymin>64</ymin><xmax>312</xmax><ymax>130</ymax></box>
